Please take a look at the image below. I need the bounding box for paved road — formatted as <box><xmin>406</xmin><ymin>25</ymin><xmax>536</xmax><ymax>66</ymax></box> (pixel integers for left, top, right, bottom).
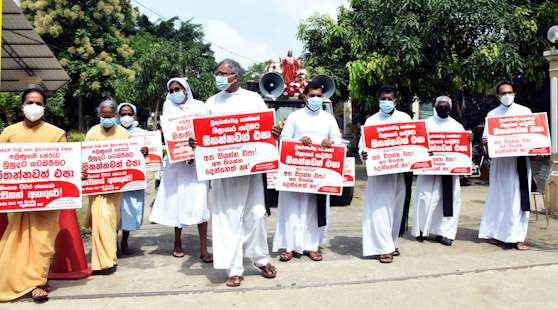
<box><xmin>5</xmin><ymin>180</ymin><xmax>558</xmax><ymax>309</ymax></box>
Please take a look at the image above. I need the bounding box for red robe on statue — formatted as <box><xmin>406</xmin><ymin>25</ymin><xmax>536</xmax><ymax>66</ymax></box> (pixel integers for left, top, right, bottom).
<box><xmin>281</xmin><ymin>57</ymin><xmax>300</xmax><ymax>85</ymax></box>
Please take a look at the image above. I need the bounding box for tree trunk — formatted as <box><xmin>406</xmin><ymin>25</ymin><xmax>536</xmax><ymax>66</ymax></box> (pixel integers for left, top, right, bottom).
<box><xmin>78</xmin><ymin>96</ymin><xmax>84</xmax><ymax>132</ymax></box>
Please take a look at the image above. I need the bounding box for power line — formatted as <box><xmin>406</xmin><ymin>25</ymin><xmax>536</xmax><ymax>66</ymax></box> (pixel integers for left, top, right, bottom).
<box><xmin>130</xmin><ymin>0</ymin><xmax>259</xmax><ymax>64</ymax></box>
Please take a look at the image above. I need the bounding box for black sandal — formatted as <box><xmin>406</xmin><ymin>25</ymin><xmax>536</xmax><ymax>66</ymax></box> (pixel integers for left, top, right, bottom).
<box><xmin>200</xmin><ymin>254</ymin><xmax>213</xmax><ymax>263</ymax></box>
<box><xmin>31</xmin><ymin>287</ymin><xmax>49</xmax><ymax>303</ymax></box>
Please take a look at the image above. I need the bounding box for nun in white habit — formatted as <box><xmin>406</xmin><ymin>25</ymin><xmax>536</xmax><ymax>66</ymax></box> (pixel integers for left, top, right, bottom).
<box><xmin>198</xmin><ymin>59</ymin><xmax>276</xmax><ymax>287</ymax></box>
<box><xmin>359</xmin><ymin>85</ymin><xmax>412</xmax><ymax>264</ymax></box>
<box><xmin>411</xmin><ymin>96</ymin><xmax>466</xmax><ymax>246</ymax></box>
<box><xmin>272</xmin><ymin>80</ymin><xmax>342</xmax><ymax>262</ymax></box>
<box><xmin>149</xmin><ymin>77</ymin><xmax>213</xmax><ymax>262</ymax></box>
<box><xmin>478</xmin><ymin>82</ymin><xmax>531</xmax><ymax>250</ymax></box>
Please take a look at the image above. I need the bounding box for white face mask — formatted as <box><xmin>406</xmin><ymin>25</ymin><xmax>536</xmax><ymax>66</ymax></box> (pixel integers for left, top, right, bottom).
<box><xmin>23</xmin><ymin>103</ymin><xmax>45</xmax><ymax>122</ymax></box>
<box><xmin>499</xmin><ymin>94</ymin><xmax>514</xmax><ymax>106</ymax></box>
<box><xmin>120</xmin><ymin>115</ymin><xmax>134</xmax><ymax>128</ymax></box>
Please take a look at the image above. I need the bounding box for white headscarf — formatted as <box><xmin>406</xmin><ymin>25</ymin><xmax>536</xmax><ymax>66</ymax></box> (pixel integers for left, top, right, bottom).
<box><xmin>434</xmin><ymin>95</ymin><xmax>452</xmax><ymax>109</ymax></box>
<box><xmin>163</xmin><ymin>77</ymin><xmax>196</xmax><ymax>115</ymax></box>
<box><xmin>117</xmin><ymin>102</ymin><xmax>137</xmax><ymax>117</ymax></box>
<box><xmin>166</xmin><ymin>77</ymin><xmax>194</xmax><ymax>102</ymax></box>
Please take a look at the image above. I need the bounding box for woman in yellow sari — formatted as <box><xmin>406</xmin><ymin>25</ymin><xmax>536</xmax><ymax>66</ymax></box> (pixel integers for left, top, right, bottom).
<box><xmin>0</xmin><ymin>87</ymin><xmax>66</xmax><ymax>303</ymax></box>
<box><xmin>84</xmin><ymin>100</ymin><xmax>130</xmax><ymax>275</ymax></box>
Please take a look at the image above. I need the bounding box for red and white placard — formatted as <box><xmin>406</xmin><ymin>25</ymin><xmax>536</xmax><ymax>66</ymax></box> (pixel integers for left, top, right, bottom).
<box><xmin>343</xmin><ymin>157</ymin><xmax>356</xmax><ymax>187</ymax></box>
<box><xmin>361</xmin><ymin>120</ymin><xmax>432</xmax><ymax>176</ymax></box>
<box><xmin>82</xmin><ymin>139</ymin><xmax>147</xmax><ymax>195</ymax></box>
<box><xmin>415</xmin><ymin>131</ymin><xmax>472</xmax><ymax>176</ymax></box>
<box><xmin>193</xmin><ymin>109</ymin><xmax>279</xmax><ymax>181</ymax></box>
<box><xmin>486</xmin><ymin>113</ymin><xmax>551</xmax><ymax>158</ymax></box>
<box><xmin>0</xmin><ymin>143</ymin><xmax>82</xmax><ymax>213</ymax></box>
<box><xmin>160</xmin><ymin>114</ymin><xmax>196</xmax><ymax>163</ymax></box>
<box><xmin>132</xmin><ymin>131</ymin><xmax>163</xmax><ymax>171</ymax></box>
<box><xmin>276</xmin><ymin>140</ymin><xmax>346</xmax><ymax>196</ymax></box>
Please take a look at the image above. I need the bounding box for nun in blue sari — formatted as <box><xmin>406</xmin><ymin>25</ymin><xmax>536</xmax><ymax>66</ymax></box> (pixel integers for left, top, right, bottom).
<box><xmin>117</xmin><ymin>102</ymin><xmax>148</xmax><ymax>255</ymax></box>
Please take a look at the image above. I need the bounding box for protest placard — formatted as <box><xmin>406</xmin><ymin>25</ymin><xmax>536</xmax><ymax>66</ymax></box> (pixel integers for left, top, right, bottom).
<box><xmin>193</xmin><ymin>109</ymin><xmax>278</xmax><ymax>180</ymax></box>
<box><xmin>361</xmin><ymin>121</ymin><xmax>432</xmax><ymax>176</ymax></box>
<box><xmin>82</xmin><ymin>139</ymin><xmax>146</xmax><ymax>195</ymax></box>
<box><xmin>0</xmin><ymin>143</ymin><xmax>82</xmax><ymax>212</ymax></box>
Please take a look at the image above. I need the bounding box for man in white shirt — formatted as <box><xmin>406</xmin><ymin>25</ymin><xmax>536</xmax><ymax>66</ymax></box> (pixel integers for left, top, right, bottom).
<box><xmin>192</xmin><ymin>59</ymin><xmax>277</xmax><ymax>287</ymax></box>
<box><xmin>359</xmin><ymin>85</ymin><xmax>412</xmax><ymax>264</ymax></box>
<box><xmin>479</xmin><ymin>81</ymin><xmax>532</xmax><ymax>251</ymax></box>
<box><xmin>272</xmin><ymin>80</ymin><xmax>342</xmax><ymax>262</ymax></box>
<box><xmin>412</xmin><ymin>96</ymin><xmax>467</xmax><ymax>246</ymax></box>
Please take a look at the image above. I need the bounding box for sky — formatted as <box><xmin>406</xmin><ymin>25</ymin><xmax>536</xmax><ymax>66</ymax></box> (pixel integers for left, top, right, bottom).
<box><xmin>134</xmin><ymin>0</ymin><xmax>348</xmax><ymax>68</ymax></box>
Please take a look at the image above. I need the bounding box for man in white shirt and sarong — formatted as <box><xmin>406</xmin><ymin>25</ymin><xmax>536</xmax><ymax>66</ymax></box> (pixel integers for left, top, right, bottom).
<box><xmin>192</xmin><ymin>59</ymin><xmax>277</xmax><ymax>287</ymax></box>
<box><xmin>479</xmin><ymin>81</ymin><xmax>532</xmax><ymax>251</ymax></box>
<box><xmin>272</xmin><ymin>80</ymin><xmax>342</xmax><ymax>262</ymax></box>
<box><xmin>359</xmin><ymin>85</ymin><xmax>412</xmax><ymax>264</ymax></box>
<box><xmin>412</xmin><ymin>96</ymin><xmax>468</xmax><ymax>246</ymax></box>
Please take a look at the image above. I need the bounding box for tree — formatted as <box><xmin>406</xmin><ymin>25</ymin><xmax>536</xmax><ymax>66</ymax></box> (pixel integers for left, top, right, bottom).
<box><xmin>20</xmin><ymin>0</ymin><xmax>137</xmax><ymax>131</ymax></box>
<box><xmin>113</xmin><ymin>15</ymin><xmax>216</xmax><ymax>124</ymax></box>
<box><xmin>240</xmin><ymin>61</ymin><xmax>267</xmax><ymax>87</ymax></box>
<box><xmin>298</xmin><ymin>0</ymin><xmax>558</xmax><ymax>125</ymax></box>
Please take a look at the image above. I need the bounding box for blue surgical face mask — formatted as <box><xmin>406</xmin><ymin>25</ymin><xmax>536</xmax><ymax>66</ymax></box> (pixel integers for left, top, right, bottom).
<box><xmin>307</xmin><ymin>97</ymin><xmax>323</xmax><ymax>112</ymax></box>
<box><xmin>100</xmin><ymin>117</ymin><xmax>117</xmax><ymax>128</ymax></box>
<box><xmin>215</xmin><ymin>75</ymin><xmax>232</xmax><ymax>91</ymax></box>
<box><xmin>379</xmin><ymin>100</ymin><xmax>395</xmax><ymax>114</ymax></box>
<box><xmin>169</xmin><ymin>91</ymin><xmax>186</xmax><ymax>104</ymax></box>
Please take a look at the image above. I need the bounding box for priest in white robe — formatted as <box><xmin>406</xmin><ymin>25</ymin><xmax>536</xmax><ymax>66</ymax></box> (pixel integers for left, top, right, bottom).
<box><xmin>197</xmin><ymin>59</ymin><xmax>277</xmax><ymax>287</ymax></box>
<box><xmin>149</xmin><ymin>77</ymin><xmax>212</xmax><ymax>262</ymax></box>
<box><xmin>411</xmin><ymin>96</ymin><xmax>466</xmax><ymax>246</ymax></box>
<box><xmin>479</xmin><ymin>81</ymin><xmax>531</xmax><ymax>250</ymax></box>
<box><xmin>272</xmin><ymin>80</ymin><xmax>342</xmax><ymax>262</ymax></box>
<box><xmin>359</xmin><ymin>85</ymin><xmax>412</xmax><ymax>264</ymax></box>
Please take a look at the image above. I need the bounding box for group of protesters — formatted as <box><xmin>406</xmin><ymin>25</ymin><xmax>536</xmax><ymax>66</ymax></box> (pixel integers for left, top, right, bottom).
<box><xmin>0</xmin><ymin>58</ymin><xmax>534</xmax><ymax>302</ymax></box>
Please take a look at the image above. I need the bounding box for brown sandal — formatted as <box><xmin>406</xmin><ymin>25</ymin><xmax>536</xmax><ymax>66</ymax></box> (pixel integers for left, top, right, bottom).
<box><xmin>279</xmin><ymin>251</ymin><xmax>294</xmax><ymax>262</ymax></box>
<box><xmin>226</xmin><ymin>276</ymin><xmax>243</xmax><ymax>287</ymax></box>
<box><xmin>379</xmin><ymin>254</ymin><xmax>393</xmax><ymax>264</ymax></box>
<box><xmin>258</xmin><ymin>263</ymin><xmax>277</xmax><ymax>278</ymax></box>
<box><xmin>306</xmin><ymin>251</ymin><xmax>323</xmax><ymax>261</ymax></box>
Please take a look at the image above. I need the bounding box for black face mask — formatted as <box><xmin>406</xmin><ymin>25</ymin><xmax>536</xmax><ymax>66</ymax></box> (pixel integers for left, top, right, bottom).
<box><xmin>436</xmin><ymin>105</ymin><xmax>451</xmax><ymax>118</ymax></box>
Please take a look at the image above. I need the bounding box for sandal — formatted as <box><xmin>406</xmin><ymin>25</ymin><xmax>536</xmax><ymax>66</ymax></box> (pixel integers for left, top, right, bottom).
<box><xmin>257</xmin><ymin>263</ymin><xmax>277</xmax><ymax>278</ymax></box>
<box><xmin>279</xmin><ymin>251</ymin><xmax>294</xmax><ymax>262</ymax></box>
<box><xmin>515</xmin><ymin>242</ymin><xmax>529</xmax><ymax>251</ymax></box>
<box><xmin>379</xmin><ymin>254</ymin><xmax>393</xmax><ymax>264</ymax></box>
<box><xmin>305</xmin><ymin>251</ymin><xmax>323</xmax><ymax>261</ymax></box>
<box><xmin>225</xmin><ymin>276</ymin><xmax>243</xmax><ymax>287</ymax></box>
<box><xmin>172</xmin><ymin>249</ymin><xmax>185</xmax><ymax>258</ymax></box>
<box><xmin>200</xmin><ymin>254</ymin><xmax>213</xmax><ymax>263</ymax></box>
<box><xmin>392</xmin><ymin>248</ymin><xmax>400</xmax><ymax>256</ymax></box>
<box><xmin>31</xmin><ymin>287</ymin><xmax>49</xmax><ymax>303</ymax></box>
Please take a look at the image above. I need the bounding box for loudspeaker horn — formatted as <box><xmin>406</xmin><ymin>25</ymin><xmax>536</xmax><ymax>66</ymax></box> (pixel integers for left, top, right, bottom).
<box><xmin>259</xmin><ymin>72</ymin><xmax>285</xmax><ymax>99</ymax></box>
<box><xmin>311</xmin><ymin>75</ymin><xmax>336</xmax><ymax>99</ymax></box>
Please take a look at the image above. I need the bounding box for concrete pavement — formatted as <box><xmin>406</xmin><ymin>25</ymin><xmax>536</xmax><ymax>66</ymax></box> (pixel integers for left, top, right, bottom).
<box><xmin>4</xmin><ymin>180</ymin><xmax>558</xmax><ymax>309</ymax></box>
